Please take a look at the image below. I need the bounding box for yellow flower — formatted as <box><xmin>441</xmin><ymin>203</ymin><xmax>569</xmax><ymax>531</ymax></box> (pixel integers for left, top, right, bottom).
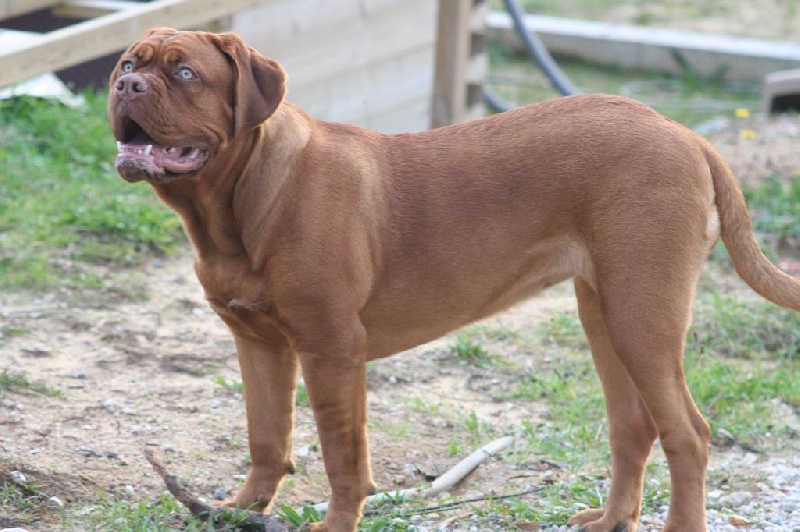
<box><xmin>735</xmin><ymin>108</ymin><xmax>750</xmax><ymax>119</ymax></box>
<box><xmin>740</xmin><ymin>128</ymin><xmax>757</xmax><ymax>139</ymax></box>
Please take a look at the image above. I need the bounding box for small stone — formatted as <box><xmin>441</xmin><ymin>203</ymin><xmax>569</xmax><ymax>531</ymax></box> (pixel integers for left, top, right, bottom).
<box><xmin>161</xmin><ymin>444</ymin><xmax>175</xmax><ymax>452</ymax></box>
<box><xmin>10</xmin><ymin>471</ymin><xmax>26</xmax><ymax>483</ymax></box>
<box><xmin>402</xmin><ymin>463</ymin><xmax>417</xmax><ymax>476</ymax></box>
<box><xmin>125</xmin><ymin>485</ymin><xmax>136</xmax><ymax>496</ymax></box>
<box><xmin>29</xmin><ymin>448</ymin><xmax>42</xmax><ymax>455</ymax></box>
<box><xmin>49</xmin><ymin>496</ymin><xmax>64</xmax><ymax>507</ymax></box>
<box><xmin>213</xmin><ymin>487</ymin><xmax>227</xmax><ymax>500</ymax></box>
<box><xmin>719</xmin><ymin>491</ymin><xmax>752</xmax><ymax>508</ymax></box>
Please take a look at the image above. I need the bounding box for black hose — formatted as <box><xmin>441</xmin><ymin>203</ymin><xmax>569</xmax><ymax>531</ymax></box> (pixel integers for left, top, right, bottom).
<box><xmin>485</xmin><ymin>0</ymin><xmax>580</xmax><ymax>112</ymax></box>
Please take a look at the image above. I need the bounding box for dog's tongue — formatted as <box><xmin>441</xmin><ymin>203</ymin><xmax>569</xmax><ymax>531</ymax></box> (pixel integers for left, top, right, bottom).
<box><xmin>115</xmin><ymin>141</ymin><xmax>205</xmax><ymax>182</ymax></box>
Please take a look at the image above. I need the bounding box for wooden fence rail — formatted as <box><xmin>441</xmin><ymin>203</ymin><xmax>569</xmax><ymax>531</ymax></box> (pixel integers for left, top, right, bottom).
<box><xmin>0</xmin><ymin>0</ymin><xmax>268</xmax><ymax>88</ymax></box>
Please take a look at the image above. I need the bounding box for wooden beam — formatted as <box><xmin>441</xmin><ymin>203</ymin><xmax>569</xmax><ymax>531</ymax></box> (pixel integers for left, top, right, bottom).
<box><xmin>52</xmin><ymin>0</ymin><xmax>140</xmax><ymax>19</ymax></box>
<box><xmin>0</xmin><ymin>0</ymin><xmax>60</xmax><ymax>20</ymax></box>
<box><xmin>0</xmin><ymin>0</ymin><xmax>268</xmax><ymax>87</ymax></box>
<box><xmin>431</xmin><ymin>0</ymin><xmax>472</xmax><ymax>128</ymax></box>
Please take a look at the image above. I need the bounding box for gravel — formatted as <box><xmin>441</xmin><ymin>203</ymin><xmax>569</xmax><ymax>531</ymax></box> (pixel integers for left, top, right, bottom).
<box><xmin>377</xmin><ymin>450</ymin><xmax>800</xmax><ymax>531</ymax></box>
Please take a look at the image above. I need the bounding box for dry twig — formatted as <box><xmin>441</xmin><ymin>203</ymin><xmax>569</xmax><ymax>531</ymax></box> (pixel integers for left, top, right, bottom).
<box><xmin>146</xmin><ymin>435</ymin><xmax>516</xmax><ymax>529</ymax></box>
<box><xmin>144</xmin><ymin>449</ymin><xmax>287</xmax><ymax>531</ymax></box>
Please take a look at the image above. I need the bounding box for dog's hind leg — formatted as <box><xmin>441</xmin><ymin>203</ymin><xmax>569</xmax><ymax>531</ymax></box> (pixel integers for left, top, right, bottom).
<box><xmin>586</xmin><ymin>248</ymin><xmax>710</xmax><ymax>531</ymax></box>
<box><xmin>568</xmin><ymin>278</ymin><xmax>658</xmax><ymax>531</ymax></box>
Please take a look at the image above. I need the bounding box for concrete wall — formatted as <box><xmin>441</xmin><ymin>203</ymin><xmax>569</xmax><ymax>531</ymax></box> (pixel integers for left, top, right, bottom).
<box><xmin>233</xmin><ymin>0</ymin><xmax>437</xmax><ymax>133</ymax></box>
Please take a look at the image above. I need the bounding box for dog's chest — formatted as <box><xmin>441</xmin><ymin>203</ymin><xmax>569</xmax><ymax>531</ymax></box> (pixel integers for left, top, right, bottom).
<box><xmin>194</xmin><ymin>256</ymin><xmax>277</xmax><ymax>333</ymax></box>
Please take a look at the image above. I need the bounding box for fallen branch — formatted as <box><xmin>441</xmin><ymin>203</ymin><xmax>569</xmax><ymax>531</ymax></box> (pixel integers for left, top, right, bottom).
<box><xmin>308</xmin><ymin>435</ymin><xmax>515</xmax><ymax>514</ymax></box>
<box><xmin>146</xmin><ymin>435</ymin><xmax>515</xmax><ymax>529</ymax></box>
<box><xmin>144</xmin><ymin>449</ymin><xmax>287</xmax><ymax>532</ymax></box>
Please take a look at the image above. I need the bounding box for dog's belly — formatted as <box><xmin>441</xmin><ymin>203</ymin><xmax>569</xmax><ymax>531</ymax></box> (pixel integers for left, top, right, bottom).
<box><xmin>362</xmin><ymin>238</ymin><xmax>592</xmax><ymax>359</ymax></box>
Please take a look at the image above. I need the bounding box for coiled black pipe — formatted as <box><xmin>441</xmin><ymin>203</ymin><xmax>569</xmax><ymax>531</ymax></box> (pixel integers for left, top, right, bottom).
<box><xmin>485</xmin><ymin>0</ymin><xmax>580</xmax><ymax>112</ymax></box>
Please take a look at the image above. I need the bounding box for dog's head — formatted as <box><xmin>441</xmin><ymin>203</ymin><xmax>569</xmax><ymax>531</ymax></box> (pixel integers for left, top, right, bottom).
<box><xmin>108</xmin><ymin>28</ymin><xmax>286</xmax><ymax>184</ymax></box>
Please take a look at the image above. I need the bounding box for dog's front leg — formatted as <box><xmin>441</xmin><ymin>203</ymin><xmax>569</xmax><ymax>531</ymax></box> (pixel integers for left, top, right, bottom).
<box><xmin>220</xmin><ymin>331</ymin><xmax>298</xmax><ymax>512</ymax></box>
<box><xmin>296</xmin><ymin>323</ymin><xmax>375</xmax><ymax>532</ymax></box>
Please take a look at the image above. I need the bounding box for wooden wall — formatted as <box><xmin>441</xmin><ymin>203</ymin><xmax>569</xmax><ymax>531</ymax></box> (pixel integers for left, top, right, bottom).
<box><xmin>232</xmin><ymin>0</ymin><xmax>437</xmax><ymax>133</ymax></box>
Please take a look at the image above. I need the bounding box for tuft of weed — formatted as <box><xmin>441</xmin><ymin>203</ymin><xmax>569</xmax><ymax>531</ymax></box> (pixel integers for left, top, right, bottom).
<box><xmin>450</xmin><ymin>333</ymin><xmax>504</xmax><ymax>367</ymax></box>
<box><xmin>0</xmin><ymin>369</ymin><xmax>63</xmax><ymax>398</ymax></box>
<box><xmin>213</xmin><ymin>376</ymin><xmax>244</xmax><ymax>394</ymax></box>
<box><xmin>0</xmin><ymin>475</ymin><xmax>54</xmax><ymax>527</ymax></box>
<box><xmin>539</xmin><ymin>312</ymin><xmax>587</xmax><ymax>350</ymax></box>
<box><xmin>276</xmin><ymin>504</ymin><xmax>322</xmax><ymax>527</ymax></box>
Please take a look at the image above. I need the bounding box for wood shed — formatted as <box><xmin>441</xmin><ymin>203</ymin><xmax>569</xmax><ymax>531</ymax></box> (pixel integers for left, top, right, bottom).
<box><xmin>0</xmin><ymin>0</ymin><xmax>486</xmax><ymax>132</ymax></box>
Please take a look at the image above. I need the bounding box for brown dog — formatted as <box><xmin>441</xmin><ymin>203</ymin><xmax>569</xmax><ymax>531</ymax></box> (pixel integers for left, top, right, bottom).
<box><xmin>108</xmin><ymin>28</ymin><xmax>800</xmax><ymax>531</ymax></box>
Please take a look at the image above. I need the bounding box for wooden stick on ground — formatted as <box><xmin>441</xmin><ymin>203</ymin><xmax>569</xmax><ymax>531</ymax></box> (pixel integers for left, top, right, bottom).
<box><xmin>144</xmin><ymin>449</ymin><xmax>287</xmax><ymax>532</ymax></box>
<box><xmin>146</xmin><ymin>435</ymin><xmax>515</xmax><ymax>528</ymax></box>
<box><xmin>309</xmin><ymin>435</ymin><xmax>515</xmax><ymax>514</ymax></box>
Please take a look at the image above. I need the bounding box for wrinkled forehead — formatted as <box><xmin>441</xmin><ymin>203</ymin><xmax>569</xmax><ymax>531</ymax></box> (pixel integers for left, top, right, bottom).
<box><xmin>127</xmin><ymin>30</ymin><xmax>228</xmax><ymax>68</ymax></box>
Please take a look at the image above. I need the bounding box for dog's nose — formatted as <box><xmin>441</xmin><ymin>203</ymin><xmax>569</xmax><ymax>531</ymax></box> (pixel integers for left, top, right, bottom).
<box><xmin>115</xmin><ymin>74</ymin><xmax>149</xmax><ymax>97</ymax></box>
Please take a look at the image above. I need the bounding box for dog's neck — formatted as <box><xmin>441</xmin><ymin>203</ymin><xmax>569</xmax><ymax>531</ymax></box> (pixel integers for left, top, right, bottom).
<box><xmin>152</xmin><ymin>102</ymin><xmax>312</xmax><ymax>264</ymax></box>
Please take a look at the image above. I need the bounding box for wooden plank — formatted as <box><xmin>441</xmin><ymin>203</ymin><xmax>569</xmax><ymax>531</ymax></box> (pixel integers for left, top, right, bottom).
<box><xmin>1</xmin><ymin>0</ymin><xmax>60</xmax><ymax>20</ymax></box>
<box><xmin>288</xmin><ymin>46</ymin><xmax>432</xmax><ymax>132</ymax></box>
<box><xmin>0</xmin><ymin>0</ymin><xmax>269</xmax><ymax>87</ymax></box>
<box><xmin>0</xmin><ymin>29</ymin><xmax>38</xmax><ymax>49</ymax></box>
<box><xmin>262</xmin><ymin>1</ymin><xmax>433</xmax><ymax>89</ymax></box>
<box><xmin>53</xmin><ymin>0</ymin><xmax>140</xmax><ymax>19</ymax></box>
<box><xmin>431</xmin><ymin>0</ymin><xmax>472</xmax><ymax>128</ymax></box>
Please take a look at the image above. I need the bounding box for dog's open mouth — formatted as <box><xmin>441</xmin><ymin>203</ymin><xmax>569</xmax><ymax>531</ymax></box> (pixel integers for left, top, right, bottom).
<box><xmin>115</xmin><ymin>117</ymin><xmax>209</xmax><ymax>183</ymax></box>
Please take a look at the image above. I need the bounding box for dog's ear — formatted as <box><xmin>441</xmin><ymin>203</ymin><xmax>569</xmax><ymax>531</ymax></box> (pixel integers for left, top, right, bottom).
<box><xmin>214</xmin><ymin>33</ymin><xmax>287</xmax><ymax>135</ymax></box>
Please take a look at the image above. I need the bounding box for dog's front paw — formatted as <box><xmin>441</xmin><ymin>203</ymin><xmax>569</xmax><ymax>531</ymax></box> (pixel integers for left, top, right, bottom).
<box><xmin>306</xmin><ymin>511</ymin><xmax>360</xmax><ymax>532</ymax></box>
<box><xmin>569</xmin><ymin>508</ymin><xmax>637</xmax><ymax>531</ymax></box>
<box><xmin>212</xmin><ymin>484</ymin><xmax>273</xmax><ymax>513</ymax></box>
<box><xmin>212</xmin><ymin>497</ymin><xmax>270</xmax><ymax>512</ymax></box>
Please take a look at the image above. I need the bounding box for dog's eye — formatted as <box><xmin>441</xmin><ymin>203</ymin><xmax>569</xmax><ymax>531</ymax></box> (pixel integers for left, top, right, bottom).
<box><xmin>178</xmin><ymin>67</ymin><xmax>196</xmax><ymax>80</ymax></box>
<box><xmin>121</xmin><ymin>61</ymin><xmax>134</xmax><ymax>74</ymax></box>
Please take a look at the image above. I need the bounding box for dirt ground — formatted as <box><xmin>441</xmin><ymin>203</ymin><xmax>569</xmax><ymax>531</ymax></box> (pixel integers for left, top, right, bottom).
<box><xmin>0</xmin><ymin>244</ymin><xmax>582</xmax><ymax>530</ymax></box>
<box><xmin>2</xmin><ymin>118</ymin><xmax>800</xmax><ymax>530</ymax></box>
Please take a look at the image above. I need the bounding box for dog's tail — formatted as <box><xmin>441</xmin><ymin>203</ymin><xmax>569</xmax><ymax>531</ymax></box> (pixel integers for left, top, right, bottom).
<box><xmin>704</xmin><ymin>143</ymin><xmax>800</xmax><ymax>310</ymax></box>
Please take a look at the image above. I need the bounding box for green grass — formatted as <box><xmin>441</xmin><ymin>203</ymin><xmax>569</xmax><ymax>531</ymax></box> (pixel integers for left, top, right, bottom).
<box><xmin>67</xmin><ymin>493</ymin><xmax>246</xmax><ymax>531</ymax></box>
<box><xmin>686</xmin><ymin>292</ymin><xmax>800</xmax><ymax>445</ymax></box>
<box><xmin>0</xmin><ymin>92</ymin><xmax>183</xmax><ymax>291</ymax></box>
<box><xmin>487</xmin><ymin>41</ymin><xmax>761</xmax><ymax>126</ymax></box>
<box><xmin>0</xmin><ymin>368</ymin><xmax>63</xmax><ymax>398</ymax></box>
<box><xmin>450</xmin><ymin>333</ymin><xmax>504</xmax><ymax>367</ymax></box>
<box><xmin>742</xmin><ymin>177</ymin><xmax>800</xmax><ymax>251</ymax></box>
<box><xmin>0</xmin><ymin>476</ymin><xmax>54</xmax><ymax>527</ymax></box>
